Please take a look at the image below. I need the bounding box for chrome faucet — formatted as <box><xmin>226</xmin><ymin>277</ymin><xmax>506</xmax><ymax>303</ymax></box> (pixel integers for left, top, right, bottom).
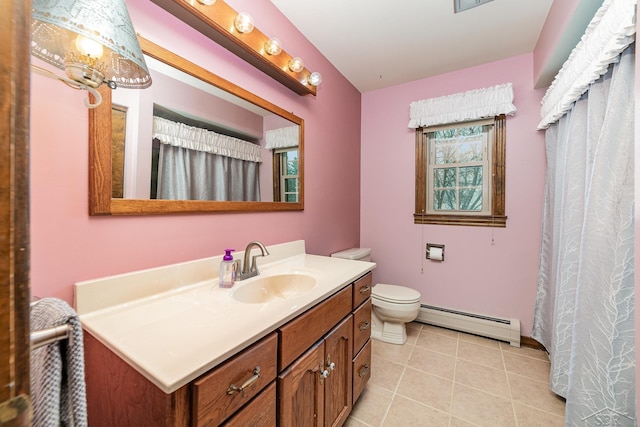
<box><xmin>236</xmin><ymin>241</ymin><xmax>270</xmax><ymax>281</ymax></box>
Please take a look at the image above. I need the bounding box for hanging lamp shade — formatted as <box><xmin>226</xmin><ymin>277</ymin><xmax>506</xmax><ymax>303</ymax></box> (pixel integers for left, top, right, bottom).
<box><xmin>31</xmin><ymin>0</ymin><xmax>151</xmax><ymax>89</ymax></box>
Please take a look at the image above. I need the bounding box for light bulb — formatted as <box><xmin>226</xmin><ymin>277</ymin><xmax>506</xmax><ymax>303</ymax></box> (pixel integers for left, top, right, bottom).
<box><xmin>264</xmin><ymin>38</ymin><xmax>282</xmax><ymax>55</ymax></box>
<box><xmin>234</xmin><ymin>13</ymin><xmax>255</xmax><ymax>33</ymax></box>
<box><xmin>308</xmin><ymin>71</ymin><xmax>322</xmax><ymax>86</ymax></box>
<box><xmin>288</xmin><ymin>57</ymin><xmax>304</xmax><ymax>73</ymax></box>
<box><xmin>74</xmin><ymin>35</ymin><xmax>104</xmax><ymax>59</ymax></box>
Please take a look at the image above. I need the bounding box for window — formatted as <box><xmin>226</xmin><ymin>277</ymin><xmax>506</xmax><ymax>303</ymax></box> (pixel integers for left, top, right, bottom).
<box><xmin>273</xmin><ymin>148</ymin><xmax>299</xmax><ymax>202</ymax></box>
<box><xmin>415</xmin><ymin>115</ymin><xmax>506</xmax><ymax>227</ymax></box>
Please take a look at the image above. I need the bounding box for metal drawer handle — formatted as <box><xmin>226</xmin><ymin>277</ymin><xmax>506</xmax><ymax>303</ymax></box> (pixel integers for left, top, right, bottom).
<box><xmin>358</xmin><ymin>364</ymin><xmax>370</xmax><ymax>378</ymax></box>
<box><xmin>359</xmin><ymin>321</ymin><xmax>370</xmax><ymax>331</ymax></box>
<box><xmin>359</xmin><ymin>285</ymin><xmax>371</xmax><ymax>294</ymax></box>
<box><xmin>227</xmin><ymin>366</ymin><xmax>261</xmax><ymax>395</ymax></box>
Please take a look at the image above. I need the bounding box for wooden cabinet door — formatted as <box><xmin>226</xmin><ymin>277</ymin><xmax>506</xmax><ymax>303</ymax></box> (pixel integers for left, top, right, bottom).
<box><xmin>323</xmin><ymin>315</ymin><xmax>353</xmax><ymax>427</ymax></box>
<box><xmin>278</xmin><ymin>341</ymin><xmax>325</xmax><ymax>427</ymax></box>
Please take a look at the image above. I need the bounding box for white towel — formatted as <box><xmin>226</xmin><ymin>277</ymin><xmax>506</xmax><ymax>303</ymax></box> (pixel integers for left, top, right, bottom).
<box><xmin>30</xmin><ymin>298</ymin><xmax>88</xmax><ymax>427</ymax></box>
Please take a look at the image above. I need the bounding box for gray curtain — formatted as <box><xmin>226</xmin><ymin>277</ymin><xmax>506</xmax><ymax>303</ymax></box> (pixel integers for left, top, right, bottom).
<box><xmin>532</xmin><ymin>45</ymin><xmax>635</xmax><ymax>425</ymax></box>
<box><xmin>157</xmin><ymin>144</ymin><xmax>260</xmax><ymax>201</ymax></box>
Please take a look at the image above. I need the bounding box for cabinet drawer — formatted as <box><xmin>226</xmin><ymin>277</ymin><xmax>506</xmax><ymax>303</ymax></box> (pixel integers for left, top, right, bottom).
<box><xmin>352</xmin><ymin>273</ymin><xmax>372</xmax><ymax>309</ymax></box>
<box><xmin>192</xmin><ymin>333</ymin><xmax>278</xmax><ymax>427</ymax></box>
<box><xmin>221</xmin><ymin>381</ymin><xmax>276</xmax><ymax>427</ymax></box>
<box><xmin>278</xmin><ymin>286</ymin><xmax>352</xmax><ymax>371</ymax></box>
<box><xmin>352</xmin><ymin>340</ymin><xmax>372</xmax><ymax>404</ymax></box>
<box><xmin>352</xmin><ymin>299</ymin><xmax>371</xmax><ymax>355</ymax></box>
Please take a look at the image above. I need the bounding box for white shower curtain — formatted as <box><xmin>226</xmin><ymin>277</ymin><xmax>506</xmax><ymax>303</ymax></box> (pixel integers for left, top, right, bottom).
<box><xmin>532</xmin><ymin>43</ymin><xmax>635</xmax><ymax>426</ymax></box>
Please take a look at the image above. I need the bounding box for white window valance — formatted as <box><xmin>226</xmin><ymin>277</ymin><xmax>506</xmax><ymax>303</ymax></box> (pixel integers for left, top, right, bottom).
<box><xmin>408</xmin><ymin>83</ymin><xmax>516</xmax><ymax>129</ymax></box>
<box><xmin>537</xmin><ymin>0</ymin><xmax>637</xmax><ymax>130</ymax></box>
<box><xmin>152</xmin><ymin>116</ymin><xmax>262</xmax><ymax>163</ymax></box>
<box><xmin>264</xmin><ymin>125</ymin><xmax>299</xmax><ymax>149</ymax></box>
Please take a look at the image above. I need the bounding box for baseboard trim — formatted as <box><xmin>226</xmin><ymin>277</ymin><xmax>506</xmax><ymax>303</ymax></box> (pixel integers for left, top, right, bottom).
<box><xmin>520</xmin><ymin>336</ymin><xmax>547</xmax><ymax>351</ymax></box>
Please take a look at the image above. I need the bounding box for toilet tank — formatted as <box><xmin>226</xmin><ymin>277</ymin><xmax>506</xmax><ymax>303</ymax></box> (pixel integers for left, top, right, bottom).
<box><xmin>331</xmin><ymin>247</ymin><xmax>371</xmax><ymax>262</ymax></box>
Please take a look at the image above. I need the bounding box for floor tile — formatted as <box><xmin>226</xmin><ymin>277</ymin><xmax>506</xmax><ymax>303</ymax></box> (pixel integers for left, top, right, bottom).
<box><xmin>508</xmin><ymin>372</ymin><xmax>566</xmax><ymax>416</ymax></box>
<box><xmin>382</xmin><ymin>395</ymin><xmax>450</xmax><ymax>427</ymax></box>
<box><xmin>344</xmin><ymin>417</ymin><xmax>372</xmax><ymax>427</ymax></box>
<box><xmin>457</xmin><ymin>340</ymin><xmax>504</xmax><ymax>369</ymax></box>
<box><xmin>350</xmin><ymin>324</ymin><xmax>566</xmax><ymax>426</ymax></box>
<box><xmin>350</xmin><ymin>385</ymin><xmax>393</xmax><ymax>427</ymax></box>
<box><xmin>458</xmin><ymin>332</ymin><xmax>501</xmax><ymax>349</ymax></box>
<box><xmin>415</xmin><ymin>329</ymin><xmax>458</xmax><ymax>356</ymax></box>
<box><xmin>503</xmin><ymin>351</ymin><xmax>551</xmax><ymax>382</ymax></box>
<box><xmin>407</xmin><ymin>346</ymin><xmax>456</xmax><ymax>380</ymax></box>
<box><xmin>454</xmin><ymin>359</ymin><xmax>510</xmax><ymax>398</ymax></box>
<box><xmin>372</xmin><ymin>339</ymin><xmax>413</xmax><ymax>365</ymax></box>
<box><xmin>451</xmin><ymin>383</ymin><xmax>516</xmax><ymax>427</ymax></box>
<box><xmin>404</xmin><ymin>323</ymin><xmax>421</xmax><ymax>345</ymax></box>
<box><xmin>368</xmin><ymin>355</ymin><xmax>404</xmax><ymax>391</ymax></box>
<box><xmin>396</xmin><ymin>367</ymin><xmax>453</xmax><ymax>412</ymax></box>
<box><xmin>421</xmin><ymin>323</ymin><xmax>459</xmax><ymax>338</ymax></box>
<box><xmin>450</xmin><ymin>417</ymin><xmax>480</xmax><ymax>426</ymax></box>
<box><xmin>500</xmin><ymin>342</ymin><xmax>550</xmax><ymax>361</ymax></box>
<box><xmin>513</xmin><ymin>402</ymin><xmax>565</xmax><ymax>426</ymax></box>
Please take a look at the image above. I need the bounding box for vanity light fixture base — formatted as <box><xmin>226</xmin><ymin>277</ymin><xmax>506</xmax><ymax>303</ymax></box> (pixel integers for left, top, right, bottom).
<box><xmin>150</xmin><ymin>0</ymin><xmax>317</xmax><ymax>96</ymax></box>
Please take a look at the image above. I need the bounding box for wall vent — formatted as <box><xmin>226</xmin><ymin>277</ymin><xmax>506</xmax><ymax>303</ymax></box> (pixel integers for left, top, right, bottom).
<box><xmin>454</xmin><ymin>0</ymin><xmax>494</xmax><ymax>14</ymax></box>
<box><xmin>417</xmin><ymin>304</ymin><xmax>520</xmax><ymax>347</ymax></box>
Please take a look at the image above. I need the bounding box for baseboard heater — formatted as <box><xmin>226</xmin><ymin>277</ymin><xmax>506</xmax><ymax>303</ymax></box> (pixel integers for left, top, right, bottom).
<box><xmin>416</xmin><ymin>304</ymin><xmax>521</xmax><ymax>347</ymax></box>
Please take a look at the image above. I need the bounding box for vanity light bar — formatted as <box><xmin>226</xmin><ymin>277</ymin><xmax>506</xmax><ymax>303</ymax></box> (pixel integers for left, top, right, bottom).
<box><xmin>150</xmin><ymin>0</ymin><xmax>318</xmax><ymax>96</ymax></box>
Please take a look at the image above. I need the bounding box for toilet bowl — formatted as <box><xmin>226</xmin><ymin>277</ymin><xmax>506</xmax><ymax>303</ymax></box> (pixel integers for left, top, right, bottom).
<box><xmin>371</xmin><ymin>284</ymin><xmax>421</xmax><ymax>345</ymax></box>
<box><xmin>330</xmin><ymin>248</ymin><xmax>422</xmax><ymax>345</ymax></box>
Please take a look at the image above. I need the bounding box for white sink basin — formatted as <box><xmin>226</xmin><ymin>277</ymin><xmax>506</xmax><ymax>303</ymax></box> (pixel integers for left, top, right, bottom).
<box><xmin>232</xmin><ymin>273</ymin><xmax>317</xmax><ymax>304</ymax></box>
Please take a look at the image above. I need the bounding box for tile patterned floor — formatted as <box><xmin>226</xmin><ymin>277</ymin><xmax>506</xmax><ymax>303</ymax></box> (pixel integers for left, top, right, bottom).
<box><xmin>346</xmin><ymin>323</ymin><xmax>566</xmax><ymax>427</ymax></box>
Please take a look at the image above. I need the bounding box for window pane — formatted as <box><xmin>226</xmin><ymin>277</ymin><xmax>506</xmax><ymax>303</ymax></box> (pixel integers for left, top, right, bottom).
<box><xmin>458</xmin><ymin>125</ymin><xmax>482</xmax><ymax>136</ymax></box>
<box><xmin>433</xmin><ymin>125</ymin><xmax>484</xmax><ymax>165</ymax></box>
<box><xmin>433</xmin><ymin>190</ymin><xmax>456</xmax><ymax>210</ymax></box>
<box><xmin>458</xmin><ymin>138</ymin><xmax>483</xmax><ymax>162</ymax></box>
<box><xmin>285</xmin><ymin>178</ymin><xmax>297</xmax><ymax>192</ymax></box>
<box><xmin>434</xmin><ymin>168</ymin><xmax>456</xmax><ymax>188</ymax></box>
<box><xmin>459</xmin><ymin>166</ymin><xmax>482</xmax><ymax>186</ymax></box>
<box><xmin>459</xmin><ymin>189</ymin><xmax>483</xmax><ymax>211</ymax></box>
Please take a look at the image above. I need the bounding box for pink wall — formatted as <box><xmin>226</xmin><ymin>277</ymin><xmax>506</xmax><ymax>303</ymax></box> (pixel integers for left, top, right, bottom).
<box><xmin>533</xmin><ymin>0</ymin><xmax>580</xmax><ymax>86</ymax></box>
<box><xmin>360</xmin><ymin>54</ymin><xmax>547</xmax><ymax>336</ymax></box>
<box><xmin>29</xmin><ymin>0</ymin><xmax>362</xmax><ymax>303</ymax></box>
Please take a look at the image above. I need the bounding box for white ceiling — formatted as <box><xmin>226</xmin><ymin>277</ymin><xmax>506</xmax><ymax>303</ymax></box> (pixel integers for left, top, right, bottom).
<box><xmin>270</xmin><ymin>0</ymin><xmax>555</xmax><ymax>93</ymax></box>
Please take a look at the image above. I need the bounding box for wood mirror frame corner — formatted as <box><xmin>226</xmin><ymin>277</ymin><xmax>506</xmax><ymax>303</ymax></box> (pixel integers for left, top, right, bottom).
<box><xmin>89</xmin><ymin>36</ymin><xmax>304</xmax><ymax>216</ymax></box>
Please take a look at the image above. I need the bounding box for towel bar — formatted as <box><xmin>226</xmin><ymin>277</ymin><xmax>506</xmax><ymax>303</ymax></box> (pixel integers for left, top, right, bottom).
<box><xmin>30</xmin><ymin>325</ymin><xmax>71</xmax><ymax>350</ymax></box>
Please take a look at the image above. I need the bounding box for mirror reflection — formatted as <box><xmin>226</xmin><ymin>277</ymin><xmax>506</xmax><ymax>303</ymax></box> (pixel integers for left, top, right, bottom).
<box><xmin>89</xmin><ymin>36</ymin><xmax>304</xmax><ymax>215</ymax></box>
<box><xmin>112</xmin><ymin>54</ymin><xmax>300</xmax><ymax>203</ymax></box>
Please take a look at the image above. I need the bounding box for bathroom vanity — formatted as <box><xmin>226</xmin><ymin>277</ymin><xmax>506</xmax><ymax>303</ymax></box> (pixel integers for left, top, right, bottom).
<box><xmin>75</xmin><ymin>241</ymin><xmax>375</xmax><ymax>426</ymax></box>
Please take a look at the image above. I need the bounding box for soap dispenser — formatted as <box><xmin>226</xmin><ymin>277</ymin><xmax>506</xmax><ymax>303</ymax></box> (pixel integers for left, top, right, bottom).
<box><xmin>219</xmin><ymin>249</ymin><xmax>236</xmax><ymax>288</ymax></box>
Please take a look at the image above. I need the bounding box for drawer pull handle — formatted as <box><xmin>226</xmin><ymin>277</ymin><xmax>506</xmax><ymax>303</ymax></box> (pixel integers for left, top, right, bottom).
<box><xmin>358</xmin><ymin>364</ymin><xmax>370</xmax><ymax>378</ymax></box>
<box><xmin>359</xmin><ymin>285</ymin><xmax>371</xmax><ymax>294</ymax></box>
<box><xmin>359</xmin><ymin>321</ymin><xmax>370</xmax><ymax>331</ymax></box>
<box><xmin>227</xmin><ymin>366</ymin><xmax>261</xmax><ymax>395</ymax></box>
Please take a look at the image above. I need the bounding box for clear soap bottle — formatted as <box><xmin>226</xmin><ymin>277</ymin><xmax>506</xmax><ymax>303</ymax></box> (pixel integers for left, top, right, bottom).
<box><xmin>219</xmin><ymin>249</ymin><xmax>236</xmax><ymax>288</ymax></box>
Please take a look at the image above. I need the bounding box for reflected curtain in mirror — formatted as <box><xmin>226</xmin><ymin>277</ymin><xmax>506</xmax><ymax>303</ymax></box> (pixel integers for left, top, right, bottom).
<box><xmin>153</xmin><ymin>117</ymin><xmax>260</xmax><ymax>200</ymax></box>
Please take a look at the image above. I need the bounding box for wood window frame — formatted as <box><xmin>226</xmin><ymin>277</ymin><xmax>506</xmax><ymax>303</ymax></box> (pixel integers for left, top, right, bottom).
<box><xmin>414</xmin><ymin>115</ymin><xmax>507</xmax><ymax>227</ymax></box>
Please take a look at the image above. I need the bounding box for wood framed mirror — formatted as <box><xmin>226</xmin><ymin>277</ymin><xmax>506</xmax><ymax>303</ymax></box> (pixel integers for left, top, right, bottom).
<box><xmin>89</xmin><ymin>36</ymin><xmax>304</xmax><ymax>215</ymax></box>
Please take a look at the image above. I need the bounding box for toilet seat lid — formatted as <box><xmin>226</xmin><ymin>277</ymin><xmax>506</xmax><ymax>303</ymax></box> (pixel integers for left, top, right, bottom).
<box><xmin>373</xmin><ymin>284</ymin><xmax>421</xmax><ymax>303</ymax></box>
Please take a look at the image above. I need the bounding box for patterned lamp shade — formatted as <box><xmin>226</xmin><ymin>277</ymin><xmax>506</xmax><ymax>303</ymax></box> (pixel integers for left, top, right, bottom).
<box><xmin>31</xmin><ymin>0</ymin><xmax>151</xmax><ymax>89</ymax></box>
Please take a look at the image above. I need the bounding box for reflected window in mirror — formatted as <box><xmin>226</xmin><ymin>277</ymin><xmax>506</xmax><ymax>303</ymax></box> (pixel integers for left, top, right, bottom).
<box><xmin>273</xmin><ymin>148</ymin><xmax>299</xmax><ymax>202</ymax></box>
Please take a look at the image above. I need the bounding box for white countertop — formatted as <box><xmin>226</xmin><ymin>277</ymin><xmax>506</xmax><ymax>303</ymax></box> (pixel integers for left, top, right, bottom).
<box><xmin>75</xmin><ymin>241</ymin><xmax>375</xmax><ymax>393</ymax></box>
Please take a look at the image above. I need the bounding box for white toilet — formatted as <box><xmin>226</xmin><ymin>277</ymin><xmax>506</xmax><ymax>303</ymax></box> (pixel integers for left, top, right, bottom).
<box><xmin>331</xmin><ymin>248</ymin><xmax>422</xmax><ymax>345</ymax></box>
